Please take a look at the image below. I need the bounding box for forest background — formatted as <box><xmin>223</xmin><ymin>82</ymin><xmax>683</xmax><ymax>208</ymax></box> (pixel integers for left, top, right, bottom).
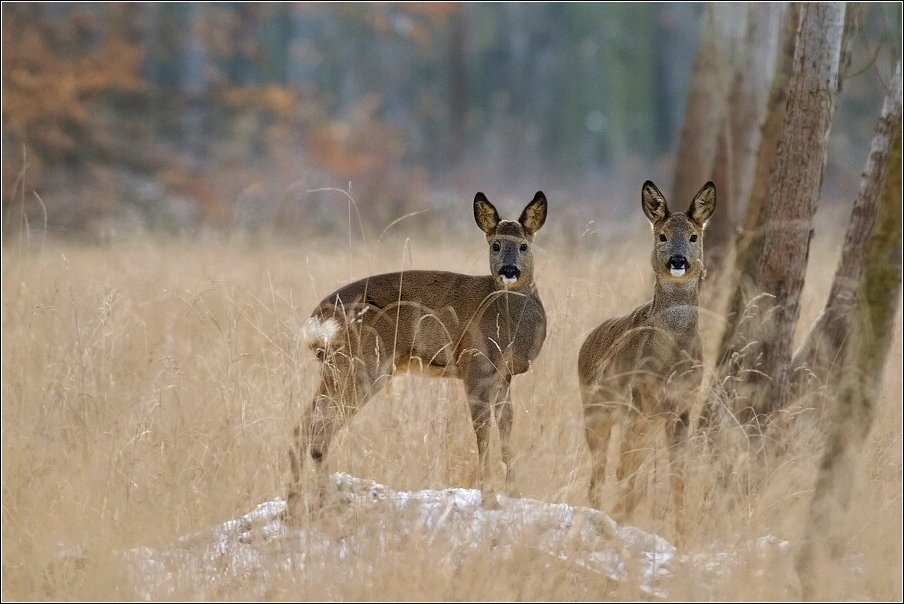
<box><xmin>3</xmin><ymin>2</ymin><xmax>900</xmax><ymax>239</ymax></box>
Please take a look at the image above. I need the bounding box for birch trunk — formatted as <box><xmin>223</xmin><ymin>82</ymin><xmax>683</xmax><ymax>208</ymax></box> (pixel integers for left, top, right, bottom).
<box><xmin>789</xmin><ymin>62</ymin><xmax>903</xmax><ymax>409</ymax></box>
<box><xmin>717</xmin><ymin>2</ymin><xmax>848</xmax><ymax>421</ymax></box>
<box><xmin>706</xmin><ymin>3</ymin><xmax>785</xmax><ymax>270</ymax></box>
<box><xmin>670</xmin><ymin>3</ymin><xmax>747</xmax><ymax>207</ymax></box>
<box><xmin>794</xmin><ymin>62</ymin><xmax>903</xmax><ymax>598</ymax></box>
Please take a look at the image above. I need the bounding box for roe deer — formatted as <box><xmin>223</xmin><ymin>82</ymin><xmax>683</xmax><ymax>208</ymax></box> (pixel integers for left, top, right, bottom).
<box><xmin>288</xmin><ymin>191</ymin><xmax>548</xmax><ymax>514</ymax></box>
<box><xmin>579</xmin><ymin>180</ymin><xmax>715</xmax><ymax>534</ymax></box>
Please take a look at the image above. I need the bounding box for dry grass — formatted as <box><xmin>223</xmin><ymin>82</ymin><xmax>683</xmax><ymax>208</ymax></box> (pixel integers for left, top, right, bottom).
<box><xmin>2</xmin><ymin>209</ymin><xmax>901</xmax><ymax>600</ymax></box>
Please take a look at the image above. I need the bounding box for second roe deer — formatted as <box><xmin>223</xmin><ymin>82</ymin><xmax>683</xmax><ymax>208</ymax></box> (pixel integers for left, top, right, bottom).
<box><xmin>288</xmin><ymin>191</ymin><xmax>548</xmax><ymax>514</ymax></box>
<box><xmin>579</xmin><ymin>180</ymin><xmax>715</xmax><ymax>534</ymax></box>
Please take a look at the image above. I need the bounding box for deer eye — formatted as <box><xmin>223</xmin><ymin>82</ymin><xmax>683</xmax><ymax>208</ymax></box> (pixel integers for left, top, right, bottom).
<box><xmin>658</xmin><ymin>234</ymin><xmax>667</xmax><ymax>242</ymax></box>
<box><xmin>492</xmin><ymin>241</ymin><xmax>501</xmax><ymax>252</ymax></box>
<box><xmin>690</xmin><ymin>234</ymin><xmax>698</xmax><ymax>243</ymax></box>
<box><xmin>519</xmin><ymin>243</ymin><xmax>528</xmax><ymax>252</ymax></box>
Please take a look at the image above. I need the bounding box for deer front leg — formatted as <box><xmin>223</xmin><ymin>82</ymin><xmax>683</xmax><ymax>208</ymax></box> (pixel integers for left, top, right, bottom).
<box><xmin>494</xmin><ymin>377</ymin><xmax>521</xmax><ymax>498</ymax></box>
<box><xmin>614</xmin><ymin>415</ymin><xmax>653</xmax><ymax>521</ymax></box>
<box><xmin>463</xmin><ymin>365</ymin><xmax>509</xmax><ymax>508</ymax></box>
<box><xmin>468</xmin><ymin>400</ymin><xmax>495</xmax><ymax>507</ymax></box>
<box><xmin>583</xmin><ymin>401</ymin><xmax>617</xmax><ymax>510</ymax></box>
<box><xmin>666</xmin><ymin>410</ymin><xmax>690</xmax><ymax>542</ymax></box>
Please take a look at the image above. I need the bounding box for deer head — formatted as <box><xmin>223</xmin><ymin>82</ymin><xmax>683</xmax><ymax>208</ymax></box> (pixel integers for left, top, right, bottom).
<box><xmin>474</xmin><ymin>191</ymin><xmax>548</xmax><ymax>290</ymax></box>
<box><xmin>642</xmin><ymin>180</ymin><xmax>716</xmax><ymax>284</ymax></box>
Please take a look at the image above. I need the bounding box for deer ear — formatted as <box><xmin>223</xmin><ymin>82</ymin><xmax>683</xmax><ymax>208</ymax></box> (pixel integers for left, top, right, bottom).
<box><xmin>519</xmin><ymin>191</ymin><xmax>547</xmax><ymax>239</ymax></box>
<box><xmin>474</xmin><ymin>192</ymin><xmax>500</xmax><ymax>235</ymax></box>
<box><xmin>641</xmin><ymin>181</ymin><xmax>669</xmax><ymax>224</ymax></box>
<box><xmin>687</xmin><ymin>181</ymin><xmax>716</xmax><ymax>226</ymax></box>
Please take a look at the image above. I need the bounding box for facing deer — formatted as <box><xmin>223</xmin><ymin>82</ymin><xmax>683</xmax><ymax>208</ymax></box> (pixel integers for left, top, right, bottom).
<box><xmin>288</xmin><ymin>191</ymin><xmax>548</xmax><ymax>515</ymax></box>
<box><xmin>579</xmin><ymin>180</ymin><xmax>715</xmax><ymax>533</ymax></box>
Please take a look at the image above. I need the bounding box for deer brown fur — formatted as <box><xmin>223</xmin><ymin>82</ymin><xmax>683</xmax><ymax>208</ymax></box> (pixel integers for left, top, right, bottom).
<box><xmin>579</xmin><ymin>180</ymin><xmax>715</xmax><ymax>533</ymax></box>
<box><xmin>288</xmin><ymin>192</ymin><xmax>548</xmax><ymax>515</ymax></box>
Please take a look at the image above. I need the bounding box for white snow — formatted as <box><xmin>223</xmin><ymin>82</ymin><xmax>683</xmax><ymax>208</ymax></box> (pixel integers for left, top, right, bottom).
<box><xmin>128</xmin><ymin>473</ymin><xmax>793</xmax><ymax>600</ymax></box>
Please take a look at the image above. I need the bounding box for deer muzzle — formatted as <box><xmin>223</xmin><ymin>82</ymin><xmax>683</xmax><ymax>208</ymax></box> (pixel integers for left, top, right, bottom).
<box><xmin>499</xmin><ymin>265</ymin><xmax>521</xmax><ymax>285</ymax></box>
<box><xmin>667</xmin><ymin>255</ymin><xmax>689</xmax><ymax>277</ymax></box>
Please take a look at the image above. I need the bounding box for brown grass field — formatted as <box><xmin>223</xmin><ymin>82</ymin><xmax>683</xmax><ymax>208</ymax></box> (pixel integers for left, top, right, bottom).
<box><xmin>2</xmin><ymin>203</ymin><xmax>901</xmax><ymax>600</ymax></box>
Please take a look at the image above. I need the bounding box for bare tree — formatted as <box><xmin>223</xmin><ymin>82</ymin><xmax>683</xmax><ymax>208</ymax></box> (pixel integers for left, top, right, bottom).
<box><xmin>794</xmin><ymin>61</ymin><xmax>902</xmax><ymax>600</ymax></box>
<box><xmin>670</xmin><ymin>3</ymin><xmax>747</xmax><ymax>213</ymax></box>
<box><xmin>729</xmin><ymin>3</ymin><xmax>801</xmax><ymax>283</ymax></box>
<box><xmin>706</xmin><ymin>3</ymin><xmax>786</xmax><ymax>269</ymax></box>
<box><xmin>716</xmin><ymin>3</ymin><xmax>850</xmax><ymax>422</ymax></box>
<box><xmin>723</xmin><ymin>3</ymin><xmax>863</xmax><ymax>362</ymax></box>
<box><xmin>789</xmin><ymin>62</ymin><xmax>903</xmax><ymax>412</ymax></box>
<box><xmin>447</xmin><ymin>5</ymin><xmax>468</xmax><ymax>166</ymax></box>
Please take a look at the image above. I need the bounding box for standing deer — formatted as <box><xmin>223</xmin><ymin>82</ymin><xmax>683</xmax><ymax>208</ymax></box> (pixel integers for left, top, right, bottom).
<box><xmin>288</xmin><ymin>191</ymin><xmax>548</xmax><ymax>515</ymax></box>
<box><xmin>579</xmin><ymin>180</ymin><xmax>715</xmax><ymax>534</ymax></box>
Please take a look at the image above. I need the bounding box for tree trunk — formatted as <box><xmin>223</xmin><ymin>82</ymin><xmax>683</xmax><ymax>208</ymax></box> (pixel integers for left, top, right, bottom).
<box><xmin>789</xmin><ymin>61</ymin><xmax>903</xmax><ymax>408</ymax></box>
<box><xmin>716</xmin><ymin>2</ymin><xmax>848</xmax><ymax>421</ymax></box>
<box><xmin>670</xmin><ymin>3</ymin><xmax>747</xmax><ymax>208</ymax></box>
<box><xmin>447</xmin><ymin>5</ymin><xmax>468</xmax><ymax>166</ymax></box>
<box><xmin>722</xmin><ymin>3</ymin><xmax>863</xmax><ymax>367</ymax></box>
<box><xmin>794</xmin><ymin>62</ymin><xmax>903</xmax><ymax>599</ymax></box>
<box><xmin>729</xmin><ymin>3</ymin><xmax>801</xmax><ymax>272</ymax></box>
<box><xmin>706</xmin><ymin>3</ymin><xmax>785</xmax><ymax>270</ymax></box>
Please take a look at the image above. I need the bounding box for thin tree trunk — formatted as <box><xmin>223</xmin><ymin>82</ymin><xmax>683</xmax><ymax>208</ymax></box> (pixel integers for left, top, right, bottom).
<box><xmin>448</xmin><ymin>5</ymin><xmax>468</xmax><ymax>166</ymax></box>
<box><xmin>706</xmin><ymin>2</ymin><xmax>785</xmax><ymax>271</ymax></box>
<box><xmin>717</xmin><ymin>2</ymin><xmax>848</xmax><ymax>421</ymax></box>
<box><xmin>794</xmin><ymin>64</ymin><xmax>903</xmax><ymax>599</ymax></box>
<box><xmin>789</xmin><ymin>61</ymin><xmax>903</xmax><ymax>407</ymax></box>
<box><xmin>722</xmin><ymin>3</ymin><xmax>863</xmax><ymax>366</ymax></box>
<box><xmin>720</xmin><ymin>2</ymin><xmax>800</xmax><ymax>364</ymax></box>
<box><xmin>670</xmin><ymin>3</ymin><xmax>747</xmax><ymax>207</ymax></box>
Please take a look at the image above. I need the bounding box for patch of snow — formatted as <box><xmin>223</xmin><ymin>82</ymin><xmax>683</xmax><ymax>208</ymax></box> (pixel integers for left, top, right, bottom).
<box><xmin>125</xmin><ymin>473</ymin><xmax>795</xmax><ymax>599</ymax></box>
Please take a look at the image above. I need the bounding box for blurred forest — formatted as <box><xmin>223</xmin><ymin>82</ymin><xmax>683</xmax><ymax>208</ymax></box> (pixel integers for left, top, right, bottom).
<box><xmin>2</xmin><ymin>2</ymin><xmax>901</xmax><ymax>241</ymax></box>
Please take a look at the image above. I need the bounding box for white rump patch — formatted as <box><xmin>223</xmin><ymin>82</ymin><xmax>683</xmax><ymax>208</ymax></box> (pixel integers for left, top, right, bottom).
<box><xmin>304</xmin><ymin>316</ymin><xmax>341</xmax><ymax>348</ymax></box>
<box><xmin>669</xmin><ymin>268</ymin><xmax>686</xmax><ymax>277</ymax></box>
<box><xmin>501</xmin><ymin>276</ymin><xmax>518</xmax><ymax>285</ymax></box>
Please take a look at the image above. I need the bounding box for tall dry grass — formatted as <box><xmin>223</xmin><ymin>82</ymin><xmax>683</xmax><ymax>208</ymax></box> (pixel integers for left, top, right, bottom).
<box><xmin>2</xmin><ymin>205</ymin><xmax>901</xmax><ymax>600</ymax></box>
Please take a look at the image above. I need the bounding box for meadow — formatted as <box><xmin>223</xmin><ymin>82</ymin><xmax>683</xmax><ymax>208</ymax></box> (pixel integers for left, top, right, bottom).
<box><xmin>2</xmin><ymin>201</ymin><xmax>901</xmax><ymax>600</ymax></box>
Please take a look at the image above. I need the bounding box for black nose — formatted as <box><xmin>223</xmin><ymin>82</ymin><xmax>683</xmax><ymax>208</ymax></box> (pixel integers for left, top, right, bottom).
<box><xmin>667</xmin><ymin>256</ymin><xmax>689</xmax><ymax>271</ymax></box>
<box><xmin>499</xmin><ymin>266</ymin><xmax>521</xmax><ymax>280</ymax></box>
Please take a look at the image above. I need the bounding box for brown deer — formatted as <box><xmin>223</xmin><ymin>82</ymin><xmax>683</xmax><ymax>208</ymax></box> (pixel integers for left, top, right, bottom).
<box><xmin>579</xmin><ymin>180</ymin><xmax>715</xmax><ymax>534</ymax></box>
<box><xmin>288</xmin><ymin>191</ymin><xmax>548</xmax><ymax>515</ymax></box>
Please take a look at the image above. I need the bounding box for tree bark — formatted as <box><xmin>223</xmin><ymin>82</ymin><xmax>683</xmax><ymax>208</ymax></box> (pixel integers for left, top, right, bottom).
<box><xmin>729</xmin><ymin>3</ymin><xmax>801</xmax><ymax>273</ymax></box>
<box><xmin>789</xmin><ymin>61</ymin><xmax>903</xmax><ymax>407</ymax></box>
<box><xmin>723</xmin><ymin>3</ymin><xmax>863</xmax><ymax>366</ymax></box>
<box><xmin>670</xmin><ymin>3</ymin><xmax>747</xmax><ymax>207</ymax></box>
<box><xmin>794</xmin><ymin>61</ymin><xmax>903</xmax><ymax>600</ymax></box>
<box><xmin>706</xmin><ymin>3</ymin><xmax>785</xmax><ymax>270</ymax></box>
<box><xmin>448</xmin><ymin>5</ymin><xmax>468</xmax><ymax>166</ymax></box>
<box><xmin>717</xmin><ymin>2</ymin><xmax>848</xmax><ymax>421</ymax></box>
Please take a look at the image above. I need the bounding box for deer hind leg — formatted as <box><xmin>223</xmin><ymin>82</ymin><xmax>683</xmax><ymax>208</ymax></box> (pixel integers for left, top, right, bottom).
<box><xmin>287</xmin><ymin>356</ymin><xmax>352</xmax><ymax>517</ymax></box>
<box><xmin>288</xmin><ymin>339</ymin><xmax>390</xmax><ymax>516</ymax></box>
<box><xmin>583</xmin><ymin>399</ymin><xmax>618</xmax><ymax>510</ymax></box>
<box><xmin>287</xmin><ymin>411</ymin><xmax>312</xmax><ymax>519</ymax></box>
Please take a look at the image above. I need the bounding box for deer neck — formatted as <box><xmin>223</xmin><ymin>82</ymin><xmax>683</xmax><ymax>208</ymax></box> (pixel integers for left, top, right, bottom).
<box><xmin>496</xmin><ymin>279</ymin><xmax>539</xmax><ymax>300</ymax></box>
<box><xmin>488</xmin><ymin>280</ymin><xmax>544</xmax><ymax>330</ymax></box>
<box><xmin>651</xmin><ymin>276</ymin><xmax>700</xmax><ymax>337</ymax></box>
